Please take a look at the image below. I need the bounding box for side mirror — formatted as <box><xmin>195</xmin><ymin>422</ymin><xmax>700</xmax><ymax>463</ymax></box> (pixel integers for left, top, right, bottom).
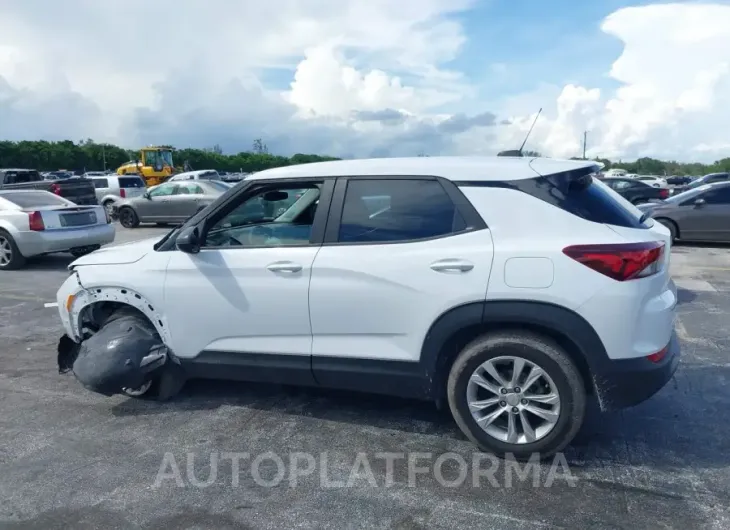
<box><xmin>176</xmin><ymin>225</ymin><xmax>201</xmax><ymax>254</ymax></box>
<box><xmin>694</xmin><ymin>198</ymin><xmax>706</xmax><ymax>207</ymax></box>
<box><xmin>143</xmin><ymin>191</ymin><xmax>151</xmax><ymax>199</ymax></box>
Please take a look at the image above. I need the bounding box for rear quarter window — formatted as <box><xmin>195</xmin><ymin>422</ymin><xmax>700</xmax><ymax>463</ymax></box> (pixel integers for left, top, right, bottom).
<box><xmin>118</xmin><ymin>177</ymin><xmax>146</xmax><ymax>188</ymax></box>
<box><xmin>459</xmin><ymin>169</ymin><xmax>648</xmax><ymax>229</ymax></box>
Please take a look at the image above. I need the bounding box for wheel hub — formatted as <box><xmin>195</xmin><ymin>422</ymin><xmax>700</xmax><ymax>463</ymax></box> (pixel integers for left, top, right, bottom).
<box><xmin>505</xmin><ymin>392</ymin><xmax>521</xmax><ymax>407</ymax></box>
<box><xmin>466</xmin><ymin>355</ymin><xmax>562</xmax><ymax>445</ymax></box>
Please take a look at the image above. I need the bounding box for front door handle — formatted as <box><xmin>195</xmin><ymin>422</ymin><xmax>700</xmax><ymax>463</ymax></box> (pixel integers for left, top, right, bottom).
<box><xmin>267</xmin><ymin>261</ymin><xmax>303</xmax><ymax>273</ymax></box>
<box><xmin>430</xmin><ymin>259</ymin><xmax>474</xmax><ymax>273</ymax></box>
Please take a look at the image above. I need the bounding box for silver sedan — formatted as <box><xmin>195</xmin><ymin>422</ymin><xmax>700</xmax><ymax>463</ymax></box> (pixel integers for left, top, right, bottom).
<box><xmin>114</xmin><ymin>180</ymin><xmax>230</xmax><ymax>228</ymax></box>
<box><xmin>0</xmin><ymin>190</ymin><xmax>115</xmax><ymax>270</ymax></box>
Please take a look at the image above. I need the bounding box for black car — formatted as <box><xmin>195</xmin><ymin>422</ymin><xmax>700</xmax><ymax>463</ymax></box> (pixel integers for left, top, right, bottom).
<box><xmin>666</xmin><ymin>175</ymin><xmax>692</xmax><ymax>186</ymax></box>
<box><xmin>601</xmin><ymin>177</ymin><xmax>669</xmax><ymax>204</ymax></box>
<box><xmin>671</xmin><ymin>172</ymin><xmax>729</xmax><ymax>195</ymax></box>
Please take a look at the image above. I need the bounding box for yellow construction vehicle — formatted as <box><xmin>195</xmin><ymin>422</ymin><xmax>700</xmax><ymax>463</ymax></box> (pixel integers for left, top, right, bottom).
<box><xmin>116</xmin><ymin>146</ymin><xmax>176</xmax><ymax>187</ymax></box>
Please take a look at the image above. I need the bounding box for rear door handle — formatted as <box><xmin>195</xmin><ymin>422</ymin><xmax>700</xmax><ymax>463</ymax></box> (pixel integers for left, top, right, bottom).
<box><xmin>267</xmin><ymin>261</ymin><xmax>303</xmax><ymax>273</ymax></box>
<box><xmin>430</xmin><ymin>259</ymin><xmax>474</xmax><ymax>273</ymax></box>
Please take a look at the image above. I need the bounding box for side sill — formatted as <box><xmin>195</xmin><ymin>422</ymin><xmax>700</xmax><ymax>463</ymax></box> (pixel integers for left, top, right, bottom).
<box><xmin>180</xmin><ymin>351</ymin><xmax>317</xmax><ymax>387</ymax></box>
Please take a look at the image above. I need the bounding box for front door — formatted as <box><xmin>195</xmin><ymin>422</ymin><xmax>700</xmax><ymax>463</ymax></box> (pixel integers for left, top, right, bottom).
<box><xmin>163</xmin><ymin>178</ymin><xmax>332</xmax><ymax>384</ymax></box>
<box><xmin>135</xmin><ymin>182</ymin><xmax>177</xmax><ymax>222</ymax></box>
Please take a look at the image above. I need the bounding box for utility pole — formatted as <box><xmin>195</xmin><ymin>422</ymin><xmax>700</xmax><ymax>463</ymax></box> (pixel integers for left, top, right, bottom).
<box><xmin>102</xmin><ymin>144</ymin><xmax>107</xmax><ymax>171</ymax></box>
<box><xmin>582</xmin><ymin>131</ymin><xmax>587</xmax><ymax>159</ymax></box>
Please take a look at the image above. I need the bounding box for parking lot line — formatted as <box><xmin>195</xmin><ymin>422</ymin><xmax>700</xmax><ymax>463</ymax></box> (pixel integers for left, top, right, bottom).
<box><xmin>673</xmin><ymin>278</ymin><xmax>717</xmax><ymax>292</ymax></box>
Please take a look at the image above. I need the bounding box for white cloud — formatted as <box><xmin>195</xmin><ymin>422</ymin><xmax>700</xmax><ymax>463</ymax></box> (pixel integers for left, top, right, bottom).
<box><xmin>518</xmin><ymin>2</ymin><xmax>730</xmax><ymax>161</ymax></box>
<box><xmin>1</xmin><ymin>1</ymin><xmax>730</xmax><ymax>162</ymax></box>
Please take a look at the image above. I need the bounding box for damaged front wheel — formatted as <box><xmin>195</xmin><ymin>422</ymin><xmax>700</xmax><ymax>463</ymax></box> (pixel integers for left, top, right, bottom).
<box><xmin>62</xmin><ymin>306</ymin><xmax>186</xmax><ymax>400</ymax></box>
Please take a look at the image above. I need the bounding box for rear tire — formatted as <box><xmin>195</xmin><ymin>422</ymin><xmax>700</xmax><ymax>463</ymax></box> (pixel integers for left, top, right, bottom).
<box><xmin>0</xmin><ymin>230</ymin><xmax>26</xmax><ymax>270</ymax></box>
<box><xmin>103</xmin><ymin>200</ymin><xmax>115</xmax><ymax>218</ymax></box>
<box><xmin>447</xmin><ymin>331</ymin><xmax>586</xmax><ymax>460</ymax></box>
<box><xmin>656</xmin><ymin>218</ymin><xmax>678</xmax><ymax>243</ymax></box>
<box><xmin>118</xmin><ymin>207</ymin><xmax>140</xmax><ymax>228</ymax></box>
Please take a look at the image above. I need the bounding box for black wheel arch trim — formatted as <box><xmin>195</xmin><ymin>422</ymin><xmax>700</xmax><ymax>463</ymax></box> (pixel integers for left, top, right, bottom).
<box><xmin>419</xmin><ymin>299</ymin><xmax>610</xmax><ymax>399</ymax></box>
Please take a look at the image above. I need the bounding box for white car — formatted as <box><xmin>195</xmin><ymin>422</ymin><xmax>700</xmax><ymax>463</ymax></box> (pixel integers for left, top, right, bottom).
<box><xmin>54</xmin><ymin>156</ymin><xmax>679</xmax><ymax>458</ymax></box>
<box><xmin>0</xmin><ymin>190</ymin><xmax>114</xmax><ymax>270</ymax></box>
<box><xmin>167</xmin><ymin>169</ymin><xmax>220</xmax><ymax>182</ymax></box>
<box><xmin>635</xmin><ymin>176</ymin><xmax>669</xmax><ymax>189</ymax></box>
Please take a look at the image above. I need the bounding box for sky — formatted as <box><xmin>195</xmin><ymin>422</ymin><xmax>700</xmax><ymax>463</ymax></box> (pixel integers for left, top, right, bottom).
<box><xmin>1</xmin><ymin>0</ymin><xmax>729</xmax><ymax>162</ymax></box>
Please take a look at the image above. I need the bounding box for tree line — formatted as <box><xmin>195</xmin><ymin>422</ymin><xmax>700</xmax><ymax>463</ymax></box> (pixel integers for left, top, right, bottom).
<box><xmin>0</xmin><ymin>139</ymin><xmax>339</xmax><ymax>174</ymax></box>
<box><xmin>0</xmin><ymin>139</ymin><xmax>728</xmax><ymax>176</ymax></box>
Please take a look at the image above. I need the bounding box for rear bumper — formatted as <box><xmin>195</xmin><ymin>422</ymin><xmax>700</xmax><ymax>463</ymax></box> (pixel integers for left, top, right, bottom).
<box><xmin>15</xmin><ymin>224</ymin><xmax>115</xmax><ymax>257</ymax></box>
<box><xmin>592</xmin><ymin>331</ymin><xmax>680</xmax><ymax>410</ymax></box>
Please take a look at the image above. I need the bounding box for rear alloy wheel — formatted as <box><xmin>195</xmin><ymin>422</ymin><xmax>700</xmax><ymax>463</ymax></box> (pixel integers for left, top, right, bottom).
<box><xmin>103</xmin><ymin>200</ymin><xmax>115</xmax><ymax>218</ymax></box>
<box><xmin>447</xmin><ymin>331</ymin><xmax>586</xmax><ymax>459</ymax></box>
<box><xmin>0</xmin><ymin>230</ymin><xmax>26</xmax><ymax>270</ymax></box>
<box><xmin>118</xmin><ymin>207</ymin><xmax>140</xmax><ymax>228</ymax></box>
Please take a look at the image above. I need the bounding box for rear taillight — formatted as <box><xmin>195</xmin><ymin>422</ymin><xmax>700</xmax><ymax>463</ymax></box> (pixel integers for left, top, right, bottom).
<box><xmin>659</xmin><ymin>189</ymin><xmax>669</xmax><ymax>199</ymax></box>
<box><xmin>120</xmin><ymin>188</ymin><xmax>126</xmax><ymax>198</ymax></box>
<box><xmin>50</xmin><ymin>183</ymin><xmax>61</xmax><ymax>195</ymax></box>
<box><xmin>28</xmin><ymin>211</ymin><xmax>45</xmax><ymax>231</ymax></box>
<box><xmin>647</xmin><ymin>345</ymin><xmax>668</xmax><ymax>363</ymax></box>
<box><xmin>563</xmin><ymin>241</ymin><xmax>665</xmax><ymax>281</ymax></box>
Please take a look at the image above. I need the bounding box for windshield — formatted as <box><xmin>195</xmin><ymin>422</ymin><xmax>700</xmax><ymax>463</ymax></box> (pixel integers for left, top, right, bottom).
<box><xmin>160</xmin><ymin>150</ymin><xmax>174</xmax><ymax>167</ymax></box>
<box><xmin>664</xmin><ymin>184</ymin><xmax>712</xmax><ymax>204</ymax></box>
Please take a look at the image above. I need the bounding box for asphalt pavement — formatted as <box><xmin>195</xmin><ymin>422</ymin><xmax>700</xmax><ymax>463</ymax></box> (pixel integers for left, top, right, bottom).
<box><xmin>0</xmin><ymin>226</ymin><xmax>728</xmax><ymax>529</ymax></box>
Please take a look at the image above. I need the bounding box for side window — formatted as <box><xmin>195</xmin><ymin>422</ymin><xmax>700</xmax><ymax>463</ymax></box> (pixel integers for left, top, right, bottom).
<box><xmin>202</xmin><ymin>182</ymin><xmax>322</xmax><ymax>248</ymax></box>
<box><xmin>702</xmin><ymin>187</ymin><xmax>730</xmax><ymax>205</ymax></box>
<box><xmin>93</xmin><ymin>179</ymin><xmax>109</xmax><ymax>189</ymax></box>
<box><xmin>338</xmin><ymin>179</ymin><xmax>466</xmax><ymax>243</ymax></box>
<box><xmin>177</xmin><ymin>184</ymin><xmax>204</xmax><ymax>195</ymax></box>
<box><xmin>149</xmin><ymin>183</ymin><xmax>177</xmax><ymax>197</ymax></box>
<box><xmin>612</xmin><ymin>180</ymin><xmax>634</xmax><ymax>190</ymax></box>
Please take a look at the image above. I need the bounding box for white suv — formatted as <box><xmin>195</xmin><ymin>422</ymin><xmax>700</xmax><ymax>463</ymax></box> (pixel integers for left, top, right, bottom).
<box><xmin>55</xmin><ymin>156</ymin><xmax>680</xmax><ymax>458</ymax></box>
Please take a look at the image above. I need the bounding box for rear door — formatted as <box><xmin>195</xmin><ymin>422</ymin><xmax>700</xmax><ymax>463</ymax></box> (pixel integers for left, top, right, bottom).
<box><xmin>170</xmin><ymin>183</ymin><xmax>205</xmax><ymax>219</ymax></box>
<box><xmin>308</xmin><ymin>176</ymin><xmax>493</xmax><ymax>386</ymax></box>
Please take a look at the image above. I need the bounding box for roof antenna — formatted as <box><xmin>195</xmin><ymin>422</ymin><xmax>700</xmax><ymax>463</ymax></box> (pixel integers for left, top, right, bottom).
<box><xmin>498</xmin><ymin>107</ymin><xmax>542</xmax><ymax>157</ymax></box>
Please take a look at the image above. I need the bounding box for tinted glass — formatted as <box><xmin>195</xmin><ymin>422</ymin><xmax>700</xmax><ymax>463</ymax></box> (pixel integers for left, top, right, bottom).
<box><xmin>93</xmin><ymin>179</ymin><xmax>109</xmax><ymax>189</ymax></box>
<box><xmin>702</xmin><ymin>186</ymin><xmax>730</xmax><ymax>204</ymax></box>
<box><xmin>197</xmin><ymin>171</ymin><xmax>219</xmax><ymax>180</ymax></box>
<box><xmin>149</xmin><ymin>184</ymin><xmax>177</xmax><ymax>197</ymax></box>
<box><xmin>465</xmin><ymin>171</ymin><xmax>647</xmax><ymax>229</ymax></box>
<box><xmin>0</xmin><ymin>191</ymin><xmax>69</xmax><ymax>207</ymax></box>
<box><xmin>338</xmin><ymin>179</ymin><xmax>465</xmax><ymax>243</ymax></box>
<box><xmin>118</xmin><ymin>177</ymin><xmax>145</xmax><ymax>188</ymax></box>
<box><xmin>4</xmin><ymin>170</ymin><xmax>41</xmax><ymax>184</ymax></box>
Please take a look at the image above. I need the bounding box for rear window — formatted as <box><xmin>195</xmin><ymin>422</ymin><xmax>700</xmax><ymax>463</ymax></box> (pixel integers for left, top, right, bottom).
<box><xmin>197</xmin><ymin>171</ymin><xmax>220</xmax><ymax>180</ymax></box>
<box><xmin>459</xmin><ymin>169</ymin><xmax>647</xmax><ymax>229</ymax></box>
<box><xmin>0</xmin><ymin>191</ymin><xmax>69</xmax><ymax>207</ymax></box>
<box><xmin>118</xmin><ymin>177</ymin><xmax>145</xmax><ymax>188</ymax></box>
